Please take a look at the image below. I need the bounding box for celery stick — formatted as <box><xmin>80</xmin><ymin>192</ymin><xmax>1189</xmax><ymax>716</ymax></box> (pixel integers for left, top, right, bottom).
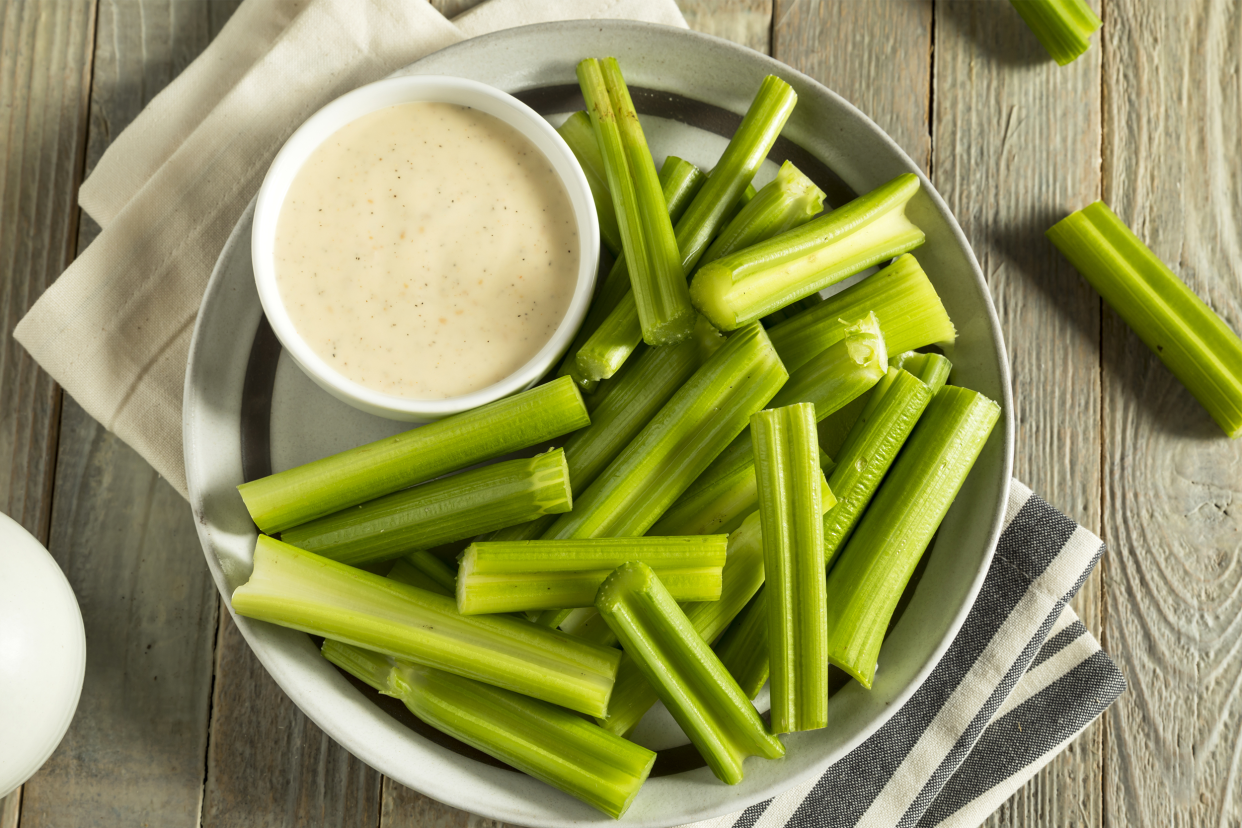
<box><xmin>1010</xmin><ymin>0</ymin><xmax>1101</xmax><ymax>66</ymax></box>
<box><xmin>386</xmin><ymin>557</ymin><xmax>448</xmax><ymax>595</ymax></box>
<box><xmin>575</xmin><ymin>76</ymin><xmax>798</xmax><ymax>381</ymax></box>
<box><xmin>825</xmin><ymin>386</ymin><xmax>1000</xmax><ymax>689</ymax></box>
<box><xmin>557</xmin><ymin>110</ymin><xmax>622</xmax><ymax>256</ymax></box>
<box><xmin>751</xmin><ymin>403</ymin><xmax>827</xmax><ymax>733</ymax></box>
<box><xmin>767</xmin><ymin>253</ymin><xmax>955</xmax><ymax>373</ymax></box>
<box><xmin>691</xmin><ymin>174</ymin><xmax>926</xmax><ymax>331</ymax></box>
<box><xmin>457</xmin><ymin>536</ymin><xmax>727</xmax><ymax>614</ymax></box>
<box><xmin>596</xmin><ymin>561</ymin><xmax>784</xmax><ymax>783</ymax></box>
<box><xmin>893</xmin><ymin>350</ymin><xmax>952</xmax><ymax>395</ymax></box>
<box><xmin>817</xmin><ymin>394</ymin><xmax>868</xmax><ymax>460</ymax></box>
<box><xmin>387</xmin><ymin>551</ymin><xmax>456</xmax><ymax>596</ymax></box>
<box><xmin>237</xmin><ymin>376</ymin><xmax>588</xmax><ymax>534</ymax></box>
<box><xmin>534</xmin><ymin>608</ymin><xmax>575</xmax><ymax>629</ymax></box>
<box><xmin>557</xmin><ymin>157</ymin><xmax>708</xmax><ymax>392</ymax></box>
<box><xmin>600</xmin><ymin>57</ymin><xmax>695</xmax><ymax>345</ymax></box>
<box><xmin>714</xmin><ymin>584</ymin><xmax>769</xmax><ymax>700</ymax></box>
<box><xmin>1048</xmin><ymin>200</ymin><xmax>1242</xmax><ymax>438</ymax></box>
<box><xmin>700</xmin><ymin>160</ymin><xmax>826</xmax><ymax>267</ymax></box>
<box><xmin>322</xmin><ymin>642</ymin><xmax>652</xmax><ymax>819</ymax></box>
<box><xmin>818</xmin><ymin>350</ymin><xmax>949</xmax><ymax>456</ymax></box>
<box><xmin>281</xmin><ymin>450</ymin><xmax>571</xmax><ymax>567</ymax></box>
<box><xmin>232</xmin><ymin>536</ymin><xmax>620</xmax><ymax>716</ymax></box>
<box><xmin>546</xmin><ymin>322</ymin><xmax>787</xmax><ymax>540</ymax></box>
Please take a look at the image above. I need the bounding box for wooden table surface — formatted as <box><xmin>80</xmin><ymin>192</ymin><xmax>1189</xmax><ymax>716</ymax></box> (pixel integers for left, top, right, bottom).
<box><xmin>1</xmin><ymin>1</ymin><xmax>1239</xmax><ymax>825</ymax></box>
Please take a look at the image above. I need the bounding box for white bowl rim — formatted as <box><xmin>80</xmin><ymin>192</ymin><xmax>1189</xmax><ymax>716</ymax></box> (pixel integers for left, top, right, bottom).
<box><xmin>250</xmin><ymin>73</ymin><xmax>600</xmax><ymax>420</ymax></box>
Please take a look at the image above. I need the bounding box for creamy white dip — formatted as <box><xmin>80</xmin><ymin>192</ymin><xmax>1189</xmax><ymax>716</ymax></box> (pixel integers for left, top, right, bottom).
<box><xmin>274</xmin><ymin>101</ymin><xmax>579</xmax><ymax>399</ymax></box>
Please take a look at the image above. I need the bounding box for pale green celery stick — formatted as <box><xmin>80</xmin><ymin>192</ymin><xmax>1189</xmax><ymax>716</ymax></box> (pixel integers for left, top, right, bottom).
<box><xmin>1048</xmin><ymin>200</ymin><xmax>1242</xmax><ymax>438</ymax></box>
<box><xmin>600</xmin><ymin>57</ymin><xmax>694</xmax><ymax>345</ymax></box>
<box><xmin>1010</xmin><ymin>0</ymin><xmax>1101</xmax><ymax>66</ymax></box>
<box><xmin>237</xmin><ymin>376</ymin><xmax>588</xmax><ymax>534</ymax></box>
<box><xmin>232</xmin><ymin>536</ymin><xmax>620</xmax><ymax>716</ymax></box>
<box><xmin>691</xmin><ymin>174</ymin><xmax>926</xmax><ymax>331</ymax></box>
<box><xmin>557</xmin><ymin>157</ymin><xmax>707</xmax><ymax>392</ymax></box>
<box><xmin>762</xmin><ymin>292</ymin><xmax>825</xmax><ymax>328</ymax></box>
<box><xmin>751</xmin><ymin>403</ymin><xmax>827</xmax><ymax>733</ymax></box>
<box><xmin>575</xmin><ymin>76</ymin><xmax>798</xmax><ymax>381</ymax></box>
<box><xmin>767</xmin><ymin>253</ymin><xmax>955</xmax><ymax>373</ymax></box>
<box><xmin>649</xmin><ymin>315</ymin><xmax>884</xmax><ymax>537</ymax></box>
<box><xmin>713</xmin><ymin>584</ymin><xmax>770</xmax><ymax>700</ymax></box>
<box><xmin>534</xmin><ymin>608</ymin><xmax>575</xmax><ymax>629</ymax></box>
<box><xmin>557</xmin><ymin>110</ymin><xmax>622</xmax><ymax>256</ymax></box>
<box><xmin>387</xmin><ymin>551</ymin><xmax>457</xmax><ymax>596</ymax></box>
<box><xmin>818</xmin><ymin>350</ymin><xmax>948</xmax><ymax>456</ymax></box>
<box><xmin>479</xmin><ymin>516</ymin><xmax>557</xmax><ymax>544</ymax></box>
<box><xmin>281</xmin><ymin>450</ymin><xmax>572</xmax><ymax>568</ymax></box>
<box><xmin>546</xmin><ymin>322</ymin><xmax>787</xmax><ymax>540</ymax></box>
<box><xmin>892</xmin><ymin>351</ymin><xmax>952</xmax><ymax>396</ymax></box>
<box><xmin>322</xmin><ymin>642</ymin><xmax>653</xmax><ymax>819</ymax></box>
<box><xmin>825</xmin><ymin>386</ymin><xmax>1000</xmax><ymax>689</ymax></box>
<box><xmin>700</xmin><ymin>160</ymin><xmax>826</xmax><ymax>267</ymax></box>
<box><xmin>457</xmin><ymin>535</ymin><xmax>727</xmax><ymax>614</ymax></box>
<box><xmin>595</xmin><ymin>561</ymin><xmax>784</xmax><ymax>783</ymax></box>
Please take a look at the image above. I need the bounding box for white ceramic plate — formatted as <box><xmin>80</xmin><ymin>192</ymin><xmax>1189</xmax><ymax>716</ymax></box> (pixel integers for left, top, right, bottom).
<box><xmin>184</xmin><ymin>21</ymin><xmax>1013</xmax><ymax>827</ymax></box>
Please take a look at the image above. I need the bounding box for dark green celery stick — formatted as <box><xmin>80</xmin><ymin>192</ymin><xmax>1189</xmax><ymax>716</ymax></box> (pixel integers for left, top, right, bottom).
<box><xmin>714</xmin><ymin>584</ymin><xmax>770</xmax><ymax>700</ymax></box>
<box><xmin>1009</xmin><ymin>0</ymin><xmax>1101</xmax><ymax>66</ymax></box>
<box><xmin>767</xmin><ymin>253</ymin><xmax>955</xmax><ymax>373</ymax></box>
<box><xmin>237</xmin><ymin>376</ymin><xmax>588</xmax><ymax>534</ymax></box>
<box><xmin>574</xmin><ymin>76</ymin><xmax>798</xmax><ymax>381</ymax></box>
<box><xmin>1048</xmin><ymin>200</ymin><xmax>1242</xmax><ymax>438</ymax></box>
<box><xmin>387</xmin><ymin>551</ymin><xmax>456</xmax><ymax>596</ymax></box>
<box><xmin>457</xmin><ymin>535</ymin><xmax>727</xmax><ymax>614</ymax></box>
<box><xmin>232</xmin><ymin>537</ymin><xmax>619</xmax><ymax>716</ymax></box>
<box><xmin>691</xmin><ymin>174</ymin><xmax>926</xmax><ymax>331</ymax></box>
<box><xmin>322</xmin><ymin>642</ymin><xmax>652</xmax><ymax>819</ymax></box>
<box><xmin>595</xmin><ymin>561</ymin><xmax>784</xmax><ymax>783</ymax></box>
<box><xmin>281</xmin><ymin>450</ymin><xmax>571</xmax><ymax>567</ymax></box>
<box><xmin>545</xmin><ymin>322</ymin><xmax>787</xmax><ymax>540</ymax></box>
<box><xmin>557</xmin><ymin>157</ymin><xmax>707</xmax><ymax>392</ymax></box>
<box><xmin>752</xmin><ymin>403</ymin><xmax>827</xmax><ymax>733</ymax></box>
<box><xmin>825</xmin><ymin>386</ymin><xmax>1000</xmax><ymax>688</ymax></box>
<box><xmin>557</xmin><ymin>110</ymin><xmax>622</xmax><ymax>256</ymax></box>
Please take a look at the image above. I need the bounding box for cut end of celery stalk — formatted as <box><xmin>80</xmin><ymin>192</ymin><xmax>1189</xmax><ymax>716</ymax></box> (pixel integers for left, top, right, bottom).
<box><xmin>1010</xmin><ymin>0</ymin><xmax>1101</xmax><ymax>66</ymax></box>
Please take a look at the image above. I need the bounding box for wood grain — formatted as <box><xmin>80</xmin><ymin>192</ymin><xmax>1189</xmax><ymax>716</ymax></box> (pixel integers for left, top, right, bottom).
<box><xmin>932</xmin><ymin>3</ymin><xmax>1106</xmax><ymax>826</ymax></box>
<box><xmin>0</xmin><ymin>790</ymin><xmax>19</xmax><ymax>828</ymax></box>
<box><xmin>681</xmin><ymin>0</ymin><xmax>772</xmax><ymax>55</ymax></box>
<box><xmin>1102</xmin><ymin>1</ymin><xmax>1242</xmax><ymax>825</ymax></box>
<box><xmin>772</xmin><ymin>0</ymin><xmax>932</xmax><ymax>172</ymax></box>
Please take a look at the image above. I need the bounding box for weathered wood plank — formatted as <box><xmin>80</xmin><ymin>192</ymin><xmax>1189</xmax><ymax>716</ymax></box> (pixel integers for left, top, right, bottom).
<box><xmin>0</xmin><ymin>790</ymin><xmax>19</xmax><ymax>828</ymax></box>
<box><xmin>1101</xmin><ymin>2</ymin><xmax>1242</xmax><ymax>825</ymax></box>
<box><xmin>681</xmin><ymin>0</ymin><xmax>772</xmax><ymax>55</ymax></box>
<box><xmin>772</xmin><ymin>0</ymin><xmax>932</xmax><ymax>172</ymax></box>
<box><xmin>932</xmin><ymin>3</ymin><xmax>1106</xmax><ymax>826</ymax></box>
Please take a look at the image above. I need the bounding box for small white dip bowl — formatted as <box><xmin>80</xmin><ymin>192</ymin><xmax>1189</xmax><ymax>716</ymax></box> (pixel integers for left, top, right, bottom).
<box><xmin>251</xmin><ymin>75</ymin><xmax>599</xmax><ymax>421</ymax></box>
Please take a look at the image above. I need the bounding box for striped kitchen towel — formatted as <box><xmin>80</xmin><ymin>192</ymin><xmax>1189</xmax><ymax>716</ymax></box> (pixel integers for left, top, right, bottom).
<box><xmin>685</xmin><ymin>480</ymin><xmax>1126</xmax><ymax>828</ymax></box>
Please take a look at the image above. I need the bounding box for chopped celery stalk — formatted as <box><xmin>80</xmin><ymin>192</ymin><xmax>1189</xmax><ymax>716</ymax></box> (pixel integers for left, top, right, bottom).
<box><xmin>1048</xmin><ymin>200</ymin><xmax>1242</xmax><ymax>438</ymax></box>
<box><xmin>322</xmin><ymin>642</ymin><xmax>653</xmax><ymax>819</ymax></box>
<box><xmin>691</xmin><ymin>173</ymin><xmax>925</xmax><ymax>331</ymax></box>
<box><xmin>752</xmin><ymin>403</ymin><xmax>827</xmax><ymax>733</ymax></box>
<box><xmin>387</xmin><ymin>551</ymin><xmax>457</xmax><ymax>596</ymax></box>
<box><xmin>817</xmin><ymin>346</ymin><xmax>945</xmax><ymax>455</ymax></box>
<box><xmin>557</xmin><ymin>110</ymin><xmax>622</xmax><ymax>256</ymax></box>
<box><xmin>714</xmin><ymin>584</ymin><xmax>770</xmax><ymax>700</ymax></box>
<box><xmin>546</xmin><ymin>322</ymin><xmax>787</xmax><ymax>540</ymax></box>
<box><xmin>535</xmin><ymin>608</ymin><xmax>575</xmax><ymax>629</ymax></box>
<box><xmin>237</xmin><ymin>376</ymin><xmax>588</xmax><ymax>534</ymax></box>
<box><xmin>281</xmin><ymin>450</ymin><xmax>572</xmax><ymax>567</ymax></box>
<box><xmin>477</xmin><ymin>515</ymin><xmax>557</xmax><ymax>544</ymax></box>
<box><xmin>762</xmin><ymin>292</ymin><xmax>826</xmax><ymax>328</ymax></box>
<box><xmin>825</xmin><ymin>386</ymin><xmax>1000</xmax><ymax>689</ymax></box>
<box><xmin>817</xmin><ymin>394</ymin><xmax>868</xmax><ymax>459</ymax></box>
<box><xmin>232</xmin><ymin>536</ymin><xmax>620</xmax><ymax>716</ymax></box>
<box><xmin>457</xmin><ymin>536</ymin><xmax>728</xmax><ymax>614</ymax></box>
<box><xmin>1009</xmin><ymin>0</ymin><xmax>1101</xmax><ymax>66</ymax></box>
<box><xmin>768</xmin><ymin>253</ymin><xmax>955</xmax><ymax>373</ymax></box>
<box><xmin>595</xmin><ymin>561</ymin><xmax>784</xmax><ymax>783</ymax></box>
<box><xmin>649</xmin><ymin>315</ymin><xmax>884</xmax><ymax>537</ymax></box>
<box><xmin>575</xmin><ymin>75</ymin><xmax>798</xmax><ymax>381</ymax></box>
<box><xmin>824</xmin><ymin>368</ymin><xmax>932</xmax><ymax>569</ymax></box>
<box><xmin>600</xmin><ymin>57</ymin><xmax>695</xmax><ymax>345</ymax></box>
<box><xmin>700</xmin><ymin>160</ymin><xmax>826</xmax><ymax>267</ymax></box>
<box><xmin>892</xmin><ymin>350</ymin><xmax>952</xmax><ymax>396</ymax></box>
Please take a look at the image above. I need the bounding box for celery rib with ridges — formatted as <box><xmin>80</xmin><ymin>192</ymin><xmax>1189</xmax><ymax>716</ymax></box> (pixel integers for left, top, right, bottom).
<box><xmin>322</xmin><ymin>642</ymin><xmax>653</xmax><ymax>819</ymax></box>
<box><xmin>457</xmin><ymin>536</ymin><xmax>727</xmax><ymax>614</ymax></box>
<box><xmin>231</xmin><ymin>536</ymin><xmax>620</xmax><ymax>716</ymax></box>
<box><xmin>691</xmin><ymin>173</ymin><xmax>926</xmax><ymax>331</ymax></box>
<box><xmin>714</xmin><ymin>584</ymin><xmax>770</xmax><ymax>700</ymax></box>
<box><xmin>556</xmin><ymin>110</ymin><xmax>622</xmax><ymax>257</ymax></box>
<box><xmin>280</xmin><ymin>449</ymin><xmax>571</xmax><ymax>567</ymax></box>
<box><xmin>545</xmin><ymin>322</ymin><xmax>787</xmax><ymax>540</ymax></box>
<box><xmin>818</xmin><ymin>350</ymin><xmax>949</xmax><ymax>457</ymax></box>
<box><xmin>1048</xmin><ymin>200</ymin><xmax>1242</xmax><ymax>438</ymax></box>
<box><xmin>700</xmin><ymin>160</ymin><xmax>826</xmax><ymax>268</ymax></box>
<box><xmin>575</xmin><ymin>75</ymin><xmax>798</xmax><ymax>381</ymax></box>
<box><xmin>825</xmin><ymin>386</ymin><xmax>1000</xmax><ymax>689</ymax></box>
<box><xmin>1009</xmin><ymin>0</ymin><xmax>1101</xmax><ymax>66</ymax></box>
<box><xmin>386</xmin><ymin>551</ymin><xmax>456</xmax><ymax>596</ymax></box>
<box><xmin>596</xmin><ymin>561</ymin><xmax>784</xmax><ymax>784</ymax></box>
<box><xmin>236</xmin><ymin>376</ymin><xmax>588</xmax><ymax>534</ymax></box>
<box><xmin>751</xmin><ymin>403</ymin><xmax>827</xmax><ymax>733</ymax></box>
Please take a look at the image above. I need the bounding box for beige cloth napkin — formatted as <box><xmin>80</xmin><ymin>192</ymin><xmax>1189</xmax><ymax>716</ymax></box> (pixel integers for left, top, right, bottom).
<box><xmin>16</xmin><ymin>0</ymin><xmax>686</xmax><ymax>497</ymax></box>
